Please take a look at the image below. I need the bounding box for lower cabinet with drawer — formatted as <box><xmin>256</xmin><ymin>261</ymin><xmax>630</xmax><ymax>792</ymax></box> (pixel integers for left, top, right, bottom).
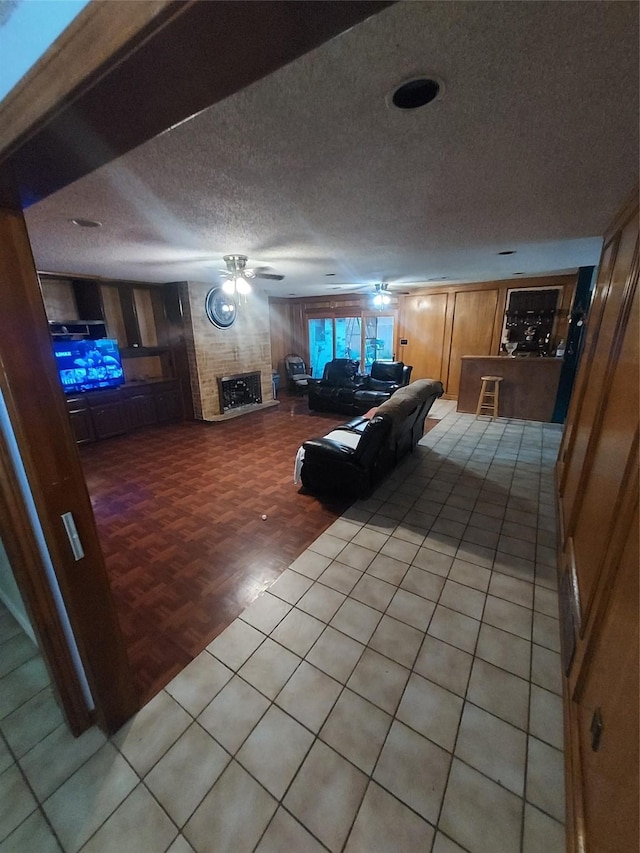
<box><xmin>125</xmin><ymin>391</ymin><xmax>157</xmax><ymax>431</ymax></box>
<box><xmin>65</xmin><ymin>380</ymin><xmax>182</xmax><ymax>444</ymax></box>
<box><xmin>66</xmin><ymin>400</ymin><xmax>95</xmax><ymax>444</ymax></box>
<box><xmin>88</xmin><ymin>392</ymin><xmax>128</xmax><ymax>439</ymax></box>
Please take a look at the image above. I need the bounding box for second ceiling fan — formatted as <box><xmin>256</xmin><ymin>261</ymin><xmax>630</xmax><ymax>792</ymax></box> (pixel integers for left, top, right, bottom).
<box><xmin>363</xmin><ymin>281</ymin><xmax>411</xmax><ymax>306</ymax></box>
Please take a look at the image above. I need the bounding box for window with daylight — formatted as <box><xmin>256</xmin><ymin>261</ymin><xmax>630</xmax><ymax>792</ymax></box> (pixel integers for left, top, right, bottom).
<box><xmin>308</xmin><ymin>314</ymin><xmax>394</xmax><ymax>377</ymax></box>
<box><xmin>308</xmin><ymin>318</ymin><xmax>334</xmax><ymax>379</ymax></box>
<box><xmin>363</xmin><ymin>315</ymin><xmax>394</xmax><ymax>372</ymax></box>
<box><xmin>335</xmin><ymin>317</ymin><xmax>362</xmax><ymax>363</ymax></box>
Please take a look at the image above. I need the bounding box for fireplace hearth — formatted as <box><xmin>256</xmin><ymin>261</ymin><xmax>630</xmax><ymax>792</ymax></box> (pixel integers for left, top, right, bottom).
<box><xmin>218</xmin><ymin>371</ymin><xmax>262</xmax><ymax>413</ymax></box>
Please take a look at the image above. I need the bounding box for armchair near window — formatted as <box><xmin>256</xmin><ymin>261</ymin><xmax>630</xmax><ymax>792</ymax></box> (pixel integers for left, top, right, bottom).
<box><xmin>361</xmin><ymin>361</ymin><xmax>412</xmax><ymax>393</ymax></box>
<box><xmin>284</xmin><ymin>354</ymin><xmax>313</xmax><ymax>394</ymax></box>
<box><xmin>308</xmin><ymin>358</ymin><xmax>413</xmax><ymax>416</ymax></box>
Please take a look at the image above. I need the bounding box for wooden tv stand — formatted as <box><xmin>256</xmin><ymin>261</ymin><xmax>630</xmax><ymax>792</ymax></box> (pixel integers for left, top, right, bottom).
<box><xmin>65</xmin><ymin>378</ymin><xmax>182</xmax><ymax>444</ymax></box>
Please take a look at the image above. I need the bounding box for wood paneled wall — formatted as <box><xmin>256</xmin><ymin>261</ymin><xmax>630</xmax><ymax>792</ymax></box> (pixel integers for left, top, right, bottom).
<box><xmin>556</xmin><ymin>190</ymin><xmax>639</xmax><ymax>853</ymax></box>
<box><xmin>398</xmin><ymin>275</ymin><xmax>576</xmax><ymax>398</ymax></box>
<box><xmin>270</xmin><ymin>275</ymin><xmax>576</xmax><ymax>396</ymax></box>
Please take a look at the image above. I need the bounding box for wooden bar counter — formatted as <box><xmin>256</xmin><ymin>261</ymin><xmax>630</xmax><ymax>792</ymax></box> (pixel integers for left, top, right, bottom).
<box><xmin>457</xmin><ymin>356</ymin><xmax>563</xmax><ymax>422</ymax></box>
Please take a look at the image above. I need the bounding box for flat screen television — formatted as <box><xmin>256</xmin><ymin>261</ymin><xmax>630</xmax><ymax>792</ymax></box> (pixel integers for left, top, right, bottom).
<box><xmin>53</xmin><ymin>338</ymin><xmax>125</xmax><ymax>394</ymax></box>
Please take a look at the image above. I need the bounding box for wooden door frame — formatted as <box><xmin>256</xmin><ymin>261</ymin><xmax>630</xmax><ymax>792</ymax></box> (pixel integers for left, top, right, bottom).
<box><xmin>0</xmin><ymin>207</ymin><xmax>139</xmax><ymax>732</ymax></box>
<box><xmin>0</xmin><ymin>1</ymin><xmax>392</xmax><ymax>732</ymax></box>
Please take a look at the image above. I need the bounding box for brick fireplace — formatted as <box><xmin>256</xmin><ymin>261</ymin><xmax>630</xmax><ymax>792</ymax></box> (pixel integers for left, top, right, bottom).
<box><xmin>181</xmin><ymin>282</ymin><xmax>278</xmax><ymax>421</ymax></box>
<box><xmin>218</xmin><ymin>371</ymin><xmax>262</xmax><ymax>413</ymax></box>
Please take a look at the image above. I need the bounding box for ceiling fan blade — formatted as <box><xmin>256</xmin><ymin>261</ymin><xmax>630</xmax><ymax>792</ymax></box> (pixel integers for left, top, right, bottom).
<box><xmin>255</xmin><ymin>272</ymin><xmax>284</xmax><ymax>280</ymax></box>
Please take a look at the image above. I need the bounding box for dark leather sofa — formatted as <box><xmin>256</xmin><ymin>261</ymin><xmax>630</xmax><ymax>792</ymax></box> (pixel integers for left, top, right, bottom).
<box><xmin>299</xmin><ymin>379</ymin><xmax>444</xmax><ymax>497</ymax></box>
<box><xmin>308</xmin><ymin>359</ymin><xmax>413</xmax><ymax>416</ymax></box>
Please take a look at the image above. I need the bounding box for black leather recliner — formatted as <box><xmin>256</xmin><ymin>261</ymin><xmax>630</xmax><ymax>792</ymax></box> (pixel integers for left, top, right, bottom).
<box><xmin>360</xmin><ymin>361</ymin><xmax>413</xmax><ymax>393</ymax></box>
<box><xmin>308</xmin><ymin>359</ymin><xmax>412</xmax><ymax>416</ymax></box>
<box><xmin>301</xmin><ymin>414</ymin><xmax>393</xmax><ymax>496</ymax></box>
<box><xmin>300</xmin><ymin>378</ymin><xmax>444</xmax><ymax>497</ymax></box>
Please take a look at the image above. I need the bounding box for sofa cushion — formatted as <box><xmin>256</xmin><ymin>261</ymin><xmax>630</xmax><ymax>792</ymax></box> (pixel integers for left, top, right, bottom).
<box><xmin>321</xmin><ymin>429</ymin><xmax>361</xmax><ymax>449</ymax></box>
<box><xmin>354</xmin><ymin>389</ymin><xmax>390</xmax><ymax>407</ymax></box>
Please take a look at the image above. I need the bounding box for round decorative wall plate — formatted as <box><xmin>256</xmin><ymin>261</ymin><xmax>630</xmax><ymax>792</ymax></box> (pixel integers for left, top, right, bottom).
<box><xmin>205</xmin><ymin>286</ymin><xmax>237</xmax><ymax>329</ymax></box>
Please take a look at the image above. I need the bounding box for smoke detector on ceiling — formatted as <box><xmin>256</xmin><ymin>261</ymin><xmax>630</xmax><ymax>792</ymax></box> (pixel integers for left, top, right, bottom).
<box><xmin>388</xmin><ymin>76</ymin><xmax>444</xmax><ymax>111</ymax></box>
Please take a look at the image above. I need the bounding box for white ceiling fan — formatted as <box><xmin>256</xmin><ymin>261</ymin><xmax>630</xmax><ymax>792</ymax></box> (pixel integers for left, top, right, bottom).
<box><xmin>369</xmin><ymin>281</ymin><xmax>410</xmax><ymax>307</ymax></box>
<box><xmin>335</xmin><ymin>280</ymin><xmax>411</xmax><ymax>304</ymax></box>
<box><xmin>218</xmin><ymin>254</ymin><xmax>284</xmax><ymax>295</ymax></box>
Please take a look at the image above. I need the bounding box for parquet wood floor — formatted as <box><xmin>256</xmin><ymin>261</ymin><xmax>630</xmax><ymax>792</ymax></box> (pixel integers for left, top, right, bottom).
<box><xmin>79</xmin><ymin>395</ymin><xmax>350</xmax><ymax>704</ymax></box>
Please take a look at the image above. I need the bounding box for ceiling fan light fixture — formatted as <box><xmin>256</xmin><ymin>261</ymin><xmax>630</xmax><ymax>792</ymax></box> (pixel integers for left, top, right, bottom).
<box><xmin>220</xmin><ymin>253</ymin><xmax>282</xmax><ymax>289</ymax></box>
<box><xmin>373</xmin><ymin>293</ymin><xmax>390</xmax><ymax>308</ymax></box>
<box><xmin>222</xmin><ymin>278</ymin><xmax>236</xmax><ymax>295</ymax></box>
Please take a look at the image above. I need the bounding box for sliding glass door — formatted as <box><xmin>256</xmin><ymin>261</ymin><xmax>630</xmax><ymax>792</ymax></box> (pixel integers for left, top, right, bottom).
<box><xmin>308</xmin><ymin>314</ymin><xmax>394</xmax><ymax>377</ymax></box>
<box><xmin>363</xmin><ymin>315</ymin><xmax>394</xmax><ymax>372</ymax></box>
<box><xmin>335</xmin><ymin>317</ymin><xmax>362</xmax><ymax>362</ymax></box>
<box><xmin>308</xmin><ymin>318</ymin><xmax>334</xmax><ymax>379</ymax></box>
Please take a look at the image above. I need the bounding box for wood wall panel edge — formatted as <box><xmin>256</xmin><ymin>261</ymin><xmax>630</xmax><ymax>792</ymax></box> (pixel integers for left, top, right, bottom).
<box><xmin>559</xmin><ymin>213</ymin><xmax>638</xmax><ymax>532</ymax></box>
<box><xmin>557</xmin><ymin>187</ymin><xmax>639</xmax><ymax>853</ymax></box>
<box><xmin>561</xmin><ymin>226</ymin><xmax>638</xmax><ymax>549</ymax></box>
<box><xmin>570</xmin><ymin>459</ymin><xmax>638</xmax><ymax>701</ymax></box>
<box><xmin>557</xmin><ymin>192</ymin><xmax>637</xmax><ymax>486</ymax></box>
<box><xmin>557</xmin><ymin>240</ymin><xmax>617</xmax><ymax>501</ymax></box>
<box><xmin>575</xmin><ymin>509</ymin><xmax>639</xmax><ymax>852</ymax></box>
<box><xmin>571</xmin><ymin>296</ymin><xmax>638</xmax><ymax>630</ymax></box>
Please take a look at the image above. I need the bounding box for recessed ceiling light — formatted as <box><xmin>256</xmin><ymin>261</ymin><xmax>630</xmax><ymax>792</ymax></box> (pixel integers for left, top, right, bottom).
<box><xmin>390</xmin><ymin>77</ymin><xmax>442</xmax><ymax>110</ymax></box>
<box><xmin>68</xmin><ymin>218</ymin><xmax>102</xmax><ymax>228</ymax></box>
<box><xmin>498</xmin><ymin>250</ymin><xmax>516</xmax><ymax>255</ymax></box>
<box><xmin>513</xmin><ymin>272</ymin><xmax>525</xmax><ymax>275</ymax></box>
<box><xmin>325</xmin><ymin>273</ymin><xmax>336</xmax><ymax>276</ymax></box>
<box><xmin>427</xmin><ymin>276</ymin><xmax>448</xmax><ymax>281</ymax></box>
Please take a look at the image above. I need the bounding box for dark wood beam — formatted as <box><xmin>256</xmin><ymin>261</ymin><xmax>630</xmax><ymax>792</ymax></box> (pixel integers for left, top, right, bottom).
<box><xmin>0</xmin><ymin>1</ymin><xmax>392</xmax><ymax>209</ymax></box>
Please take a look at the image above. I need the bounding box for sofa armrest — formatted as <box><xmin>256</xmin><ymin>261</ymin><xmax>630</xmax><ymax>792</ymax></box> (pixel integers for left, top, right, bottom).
<box><xmin>303</xmin><ymin>436</ymin><xmax>357</xmax><ymax>456</ymax></box>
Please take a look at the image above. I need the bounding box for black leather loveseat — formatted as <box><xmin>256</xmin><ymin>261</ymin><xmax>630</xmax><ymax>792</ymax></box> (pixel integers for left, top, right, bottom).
<box><xmin>298</xmin><ymin>379</ymin><xmax>443</xmax><ymax>497</ymax></box>
<box><xmin>308</xmin><ymin>359</ymin><xmax>413</xmax><ymax>416</ymax></box>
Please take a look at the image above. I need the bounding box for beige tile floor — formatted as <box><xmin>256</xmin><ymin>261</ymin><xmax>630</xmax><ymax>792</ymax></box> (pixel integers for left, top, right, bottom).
<box><xmin>0</xmin><ymin>401</ymin><xmax>566</xmax><ymax>852</ymax></box>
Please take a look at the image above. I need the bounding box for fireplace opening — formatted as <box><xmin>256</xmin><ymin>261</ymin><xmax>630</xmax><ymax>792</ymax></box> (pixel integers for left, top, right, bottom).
<box><xmin>218</xmin><ymin>371</ymin><xmax>262</xmax><ymax>413</ymax></box>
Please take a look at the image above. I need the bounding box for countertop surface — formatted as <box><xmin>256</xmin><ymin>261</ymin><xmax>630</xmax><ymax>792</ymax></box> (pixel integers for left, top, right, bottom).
<box><xmin>461</xmin><ymin>355</ymin><xmax>561</xmax><ymax>361</ymax></box>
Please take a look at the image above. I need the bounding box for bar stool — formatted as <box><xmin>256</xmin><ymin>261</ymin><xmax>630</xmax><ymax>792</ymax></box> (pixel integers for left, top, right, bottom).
<box><xmin>475</xmin><ymin>375</ymin><xmax>503</xmax><ymax>419</ymax></box>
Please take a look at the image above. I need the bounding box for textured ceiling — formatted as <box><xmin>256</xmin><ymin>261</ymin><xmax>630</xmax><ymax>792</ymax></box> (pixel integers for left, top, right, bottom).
<box><xmin>25</xmin><ymin>1</ymin><xmax>639</xmax><ymax>297</ymax></box>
